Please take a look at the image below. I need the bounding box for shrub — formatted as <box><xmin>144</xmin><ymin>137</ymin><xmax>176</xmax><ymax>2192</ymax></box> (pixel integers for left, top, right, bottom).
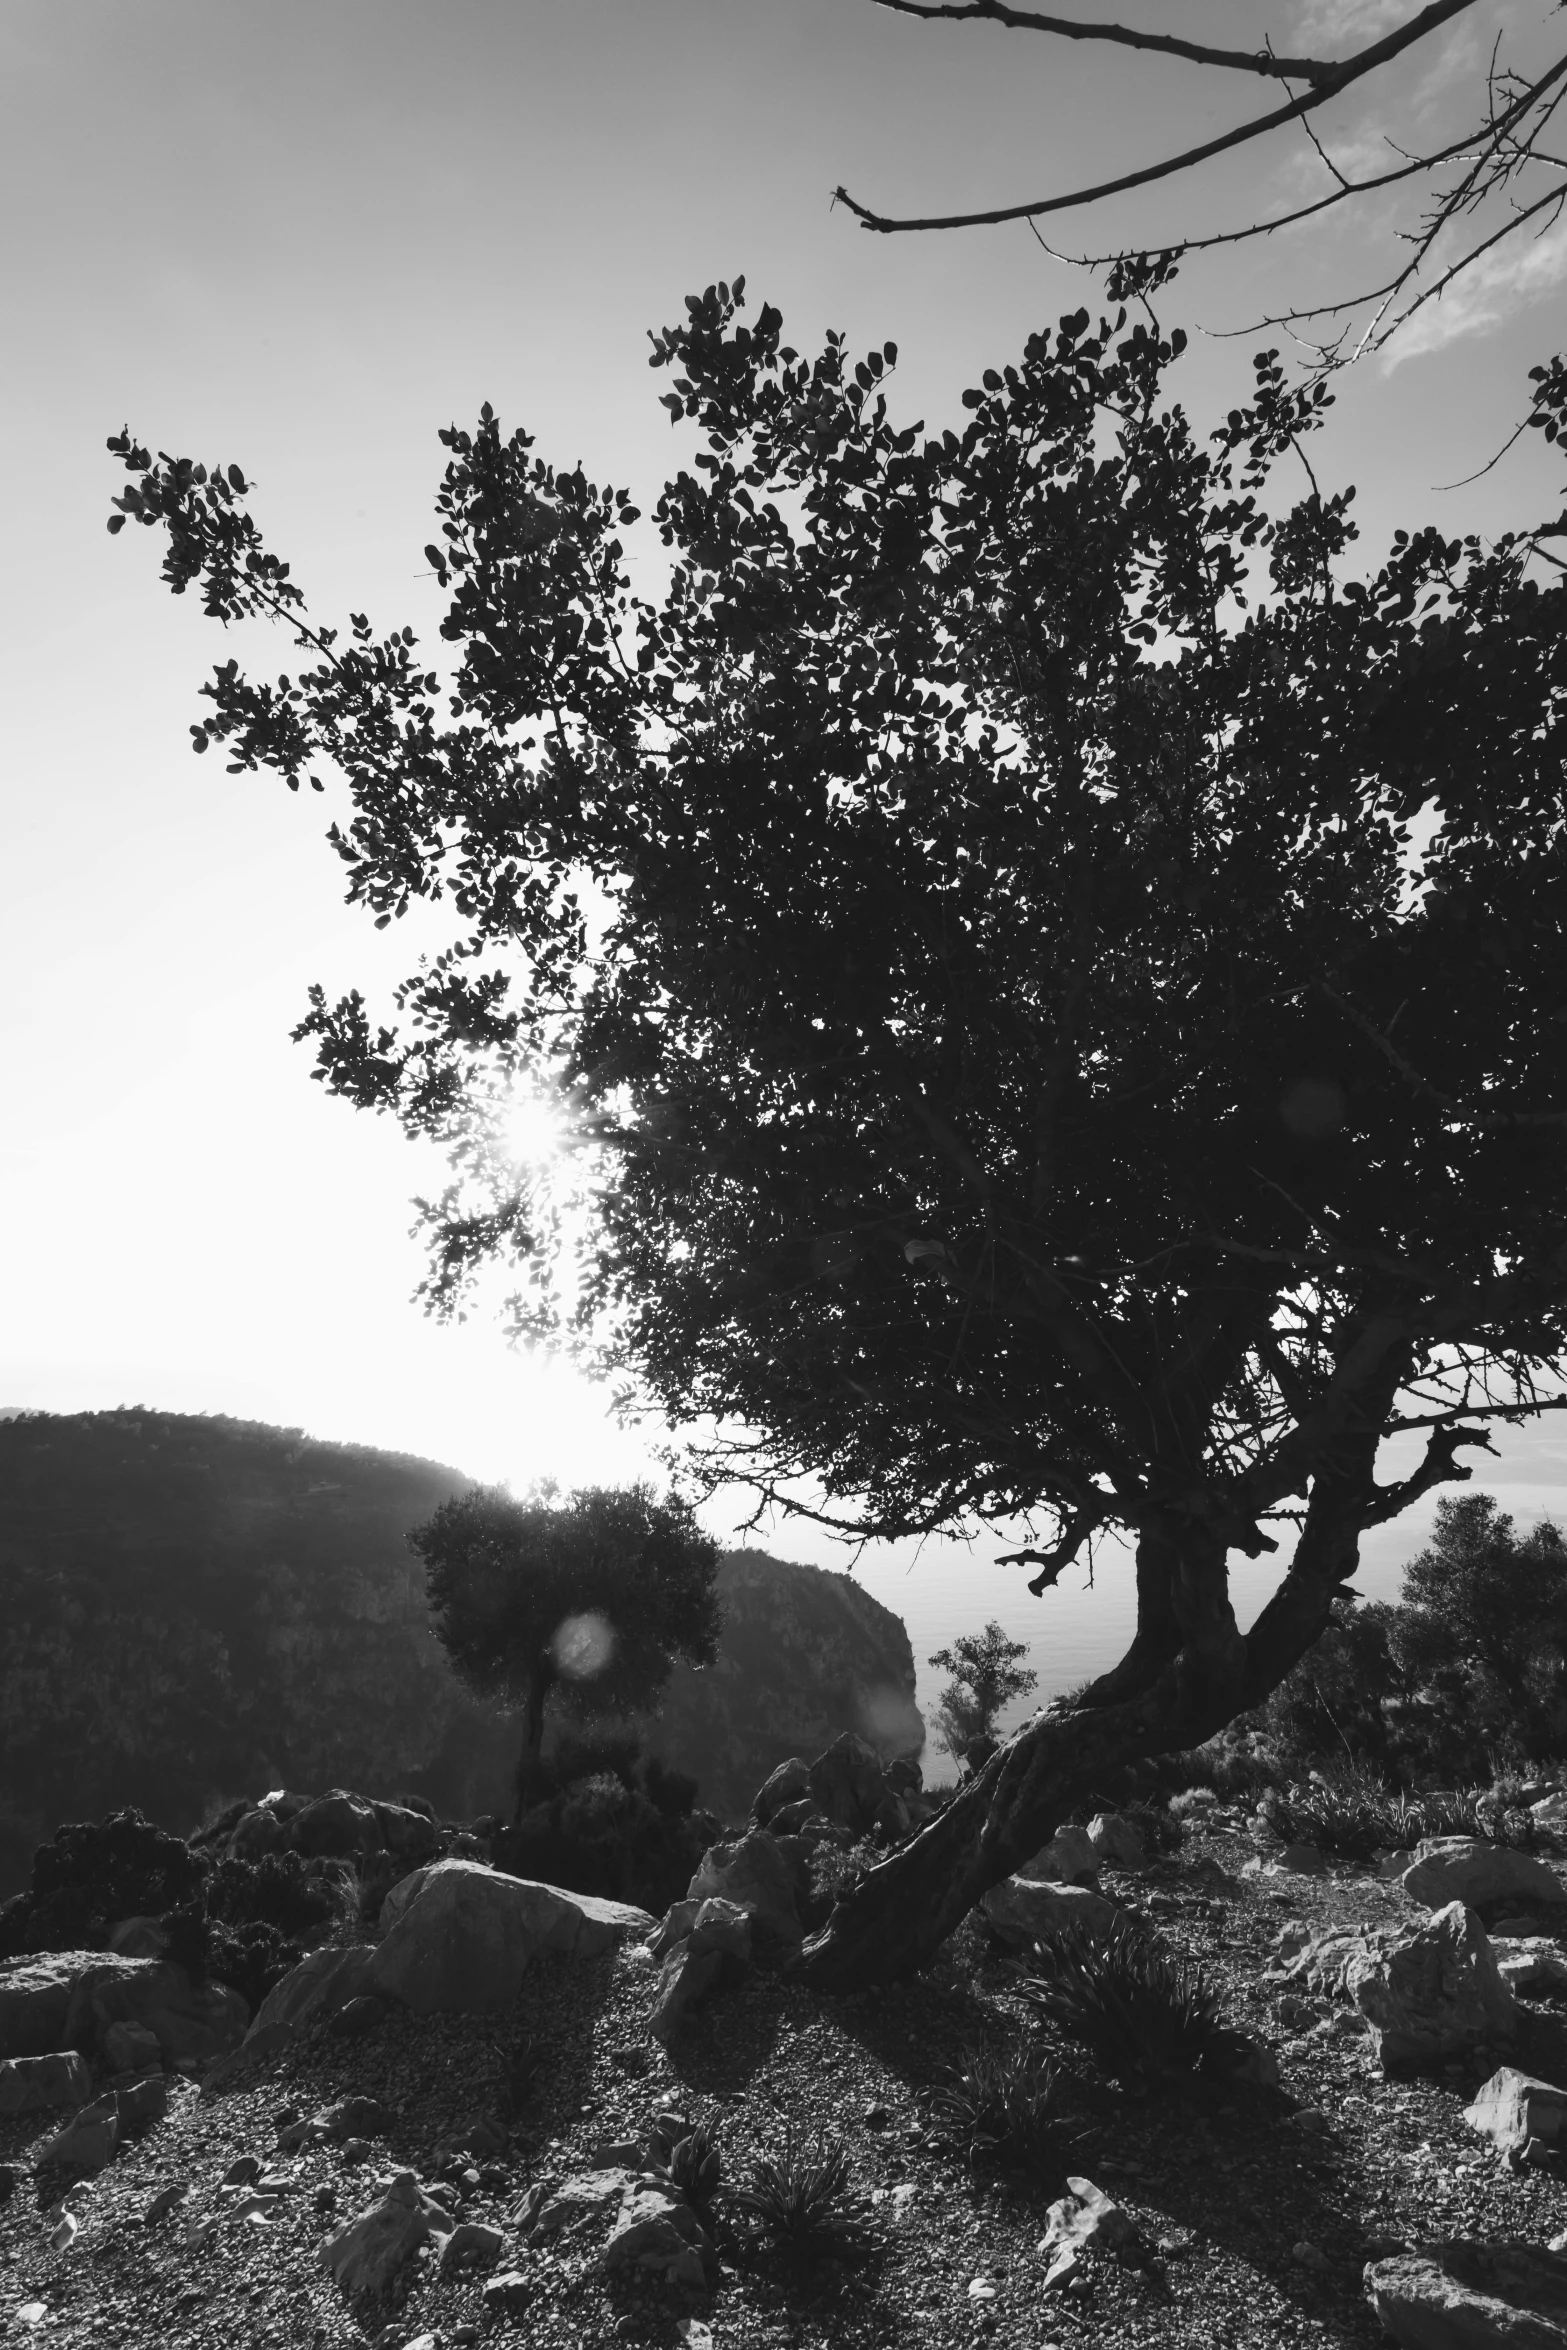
<box><xmin>733</xmin><ymin>2128</ymin><xmax>857</xmax><ymax>2249</ymax></box>
<box><xmin>929</xmin><ymin>2038</ymin><xmax>1065</xmax><ymax>2165</ymax></box>
<box><xmin>0</xmin><ymin>1809</ymin><xmax>207</xmax><ymax>1959</ymax></box>
<box><xmin>492</xmin><ymin>1773</ymin><xmax>712</xmax><ymax>1915</ymax></box>
<box><xmin>1016</xmin><ymin>1917</ymin><xmax>1230</xmax><ymax>2088</ymax></box>
<box><xmin>204</xmin><ymin>1850</ymin><xmax>343</xmax><ymax>1939</ymax></box>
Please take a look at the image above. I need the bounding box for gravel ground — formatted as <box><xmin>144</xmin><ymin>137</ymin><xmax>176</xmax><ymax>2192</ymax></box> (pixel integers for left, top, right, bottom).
<box><xmin>6</xmin><ymin>1820</ymin><xmax>1567</xmax><ymax>2350</ymax></box>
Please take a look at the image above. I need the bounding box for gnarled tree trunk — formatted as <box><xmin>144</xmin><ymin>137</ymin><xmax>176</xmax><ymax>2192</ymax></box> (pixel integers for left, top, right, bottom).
<box><xmin>798</xmin><ymin>1459</ymin><xmax>1376</xmax><ymax>1992</ymax></box>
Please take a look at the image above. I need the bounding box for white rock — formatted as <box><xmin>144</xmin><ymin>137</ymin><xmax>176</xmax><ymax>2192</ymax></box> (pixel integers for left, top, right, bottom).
<box><xmin>1464</xmin><ymin>2066</ymin><xmax>1567</xmax><ymax>2159</ymax></box>
<box><xmin>980</xmin><ymin>1877</ymin><xmax>1120</xmax><ymax>1951</ymax></box>
<box><xmin>1345</xmin><ymin>1901</ymin><xmax>1518</xmax><ymax>2072</ymax></box>
<box><xmin>1088</xmin><ymin>1814</ymin><xmax>1145</xmax><ymax>1869</ymax></box>
<box><xmin>1494</xmin><ymin>1940</ymin><xmax>1567</xmax><ymax>1997</ymax></box>
<box><xmin>1366</xmin><ymin>2242</ymin><xmax>1567</xmax><ymax>2346</ymax></box>
<box><xmin>368</xmin><ymin>1861</ymin><xmax>653</xmax><ymax>2014</ymax></box>
<box><xmin>1402</xmin><ymin>1839</ymin><xmax>1567</xmax><ymax>1916</ymax></box>
<box><xmin>1037</xmin><ymin>2176</ymin><xmax>1141</xmax><ymax>2289</ymax></box>
<box><xmin>1018</xmin><ymin>1826</ymin><xmax>1098</xmax><ymax>1885</ymax></box>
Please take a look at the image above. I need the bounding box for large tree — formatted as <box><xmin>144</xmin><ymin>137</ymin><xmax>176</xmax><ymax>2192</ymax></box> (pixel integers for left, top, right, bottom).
<box><xmin>411</xmin><ymin>1482</ymin><xmax>721</xmax><ymax>1816</ymax></box>
<box><xmin>107</xmin><ymin>277</ymin><xmax>1567</xmax><ymax>1984</ymax></box>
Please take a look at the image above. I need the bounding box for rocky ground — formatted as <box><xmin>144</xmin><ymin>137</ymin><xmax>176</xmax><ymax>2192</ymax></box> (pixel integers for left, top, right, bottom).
<box><xmin>8</xmin><ymin>1810</ymin><xmax>1567</xmax><ymax>2350</ymax></box>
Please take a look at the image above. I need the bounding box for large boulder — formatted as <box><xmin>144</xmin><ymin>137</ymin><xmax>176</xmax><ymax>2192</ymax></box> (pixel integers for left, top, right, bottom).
<box><xmin>686</xmin><ymin>1832</ymin><xmax>802</xmax><ymax>1960</ymax></box>
<box><xmin>1345</xmin><ymin>1901</ymin><xmax>1519</xmax><ymax>2072</ymax></box>
<box><xmin>289</xmin><ymin>1790</ymin><xmax>384</xmax><ymax>1859</ymax></box>
<box><xmin>1403</xmin><ymin>1840</ymin><xmax>1567</xmax><ymax>1917</ymax></box>
<box><xmin>808</xmin><ymin>1733</ymin><xmax>893</xmax><ymax>1839</ymax></box>
<box><xmin>248</xmin><ymin>1942</ymin><xmax>376</xmax><ymax>2040</ymax></box>
<box><xmin>0</xmin><ymin>1951</ymin><xmax>245</xmax><ymax>2069</ymax></box>
<box><xmin>367</xmin><ymin>1861</ymin><xmax>653</xmax><ymax>2014</ymax></box>
<box><xmin>1365</xmin><ymin>2242</ymin><xmax>1567</xmax><ymax>2346</ymax></box>
<box><xmin>372</xmin><ymin>1801</ymin><xmax>440</xmax><ymax>1864</ymax></box>
<box><xmin>980</xmin><ymin>1877</ymin><xmax>1121</xmax><ymax>1952</ymax></box>
<box><xmin>751</xmin><ymin>1758</ymin><xmax>811</xmax><ymax>1827</ymax></box>
<box><xmin>0</xmin><ymin>1954</ymin><xmax>101</xmax><ymax>2059</ymax></box>
<box><xmin>1465</xmin><ymin>2066</ymin><xmax>1567</xmax><ymax>2162</ymax></box>
<box><xmin>0</xmin><ymin>2052</ymin><xmax>91</xmax><ymax>2116</ymax></box>
<box><xmin>648</xmin><ymin>1897</ymin><xmax>754</xmax><ymax>2046</ymax></box>
<box><xmin>599</xmin><ymin>1548</ymin><xmax>925</xmax><ymax>1822</ymax></box>
<box><xmin>1019</xmin><ymin>1826</ymin><xmax>1098</xmax><ymax>1886</ymax></box>
<box><xmin>63</xmin><ymin>1957</ymin><xmax>248</xmax><ymax>2070</ymax></box>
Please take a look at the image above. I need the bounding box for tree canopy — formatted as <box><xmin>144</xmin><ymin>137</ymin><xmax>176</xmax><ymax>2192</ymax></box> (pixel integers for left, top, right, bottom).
<box><xmin>412</xmin><ymin>1482</ymin><xmax>721</xmax><ymax>1814</ymax></box>
<box><xmin>108</xmin><ymin>278</ymin><xmax>1567</xmax><ymax>1979</ymax></box>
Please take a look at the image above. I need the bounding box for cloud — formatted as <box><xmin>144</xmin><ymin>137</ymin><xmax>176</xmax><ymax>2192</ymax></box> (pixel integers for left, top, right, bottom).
<box><xmin>1381</xmin><ymin>214</ymin><xmax>1567</xmax><ymax>367</ymax></box>
<box><xmin>1294</xmin><ymin>0</ymin><xmax>1412</xmax><ymax>48</ymax></box>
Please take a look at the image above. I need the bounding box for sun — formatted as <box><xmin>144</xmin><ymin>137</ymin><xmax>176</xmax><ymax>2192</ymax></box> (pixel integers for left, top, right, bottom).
<box><xmin>500</xmin><ymin>1092</ymin><xmax>565</xmax><ymax>1169</ymax></box>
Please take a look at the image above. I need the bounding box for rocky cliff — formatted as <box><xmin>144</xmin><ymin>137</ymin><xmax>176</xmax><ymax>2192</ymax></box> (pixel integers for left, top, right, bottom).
<box><xmin>622</xmin><ymin>1548</ymin><xmax>925</xmax><ymax>1822</ymax></box>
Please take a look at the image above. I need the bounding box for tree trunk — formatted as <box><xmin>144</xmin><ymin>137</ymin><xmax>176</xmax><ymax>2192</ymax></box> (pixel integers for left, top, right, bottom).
<box><xmin>798</xmin><ymin>1470</ymin><xmax>1376</xmax><ymax>1992</ymax></box>
<box><xmin>512</xmin><ymin>1663</ymin><xmax>554</xmax><ymax>1823</ymax></box>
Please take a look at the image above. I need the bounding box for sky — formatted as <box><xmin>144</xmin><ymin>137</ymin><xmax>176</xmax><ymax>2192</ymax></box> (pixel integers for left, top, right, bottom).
<box><xmin>3</xmin><ymin>0</ymin><xmax>1565</xmax><ymax>1750</ymax></box>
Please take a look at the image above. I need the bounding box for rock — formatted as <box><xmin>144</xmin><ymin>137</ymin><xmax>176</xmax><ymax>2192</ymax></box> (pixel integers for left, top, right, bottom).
<box><xmin>808</xmin><ymin>1732</ymin><xmax>892</xmax><ymax>1839</ymax></box>
<box><xmin>0</xmin><ymin>2054</ymin><xmax>92</xmax><ymax>2116</ymax></box>
<box><xmin>601</xmin><ymin>2184</ymin><xmax>710</xmax><ymax>2287</ymax></box>
<box><xmin>0</xmin><ymin>1954</ymin><xmax>105</xmax><ymax>2059</ymax></box>
<box><xmin>1366</xmin><ymin>2242</ymin><xmax>1567</xmax><ymax>2347</ymax></box>
<box><xmin>1037</xmin><ymin>2176</ymin><xmax>1143</xmax><ymax>2289</ymax></box>
<box><xmin>1496</xmin><ymin>1942</ymin><xmax>1567</xmax><ymax>1998</ymax></box>
<box><xmin>252</xmin><ymin>1945</ymin><xmax>380</xmax><ymax>2039</ymax></box>
<box><xmin>327</xmin><ymin>1994</ymin><xmax>390</xmax><ymax>2039</ymax></box>
<box><xmin>318</xmin><ymin>2094</ymin><xmax>396</xmax><ymax>2142</ymax></box>
<box><xmin>1465</xmin><ymin>2067</ymin><xmax>1567</xmax><ymax>2160</ymax></box>
<box><xmin>1019</xmin><ymin>1826</ymin><xmax>1098</xmax><ymax>1886</ymax></box>
<box><xmin>228</xmin><ymin>1806</ymin><xmax>288</xmax><ymax>1859</ymax></box>
<box><xmin>1345</xmin><ymin>1901</ymin><xmax>1519</xmax><ymax>2072</ymax></box>
<box><xmin>484</xmin><ymin>2272</ymin><xmax>532</xmax><ymax>2317</ymax></box>
<box><xmin>106</xmin><ymin>1916</ymin><xmax>168</xmax><ymax>1959</ymax></box>
<box><xmin>1273</xmin><ymin>1843</ymin><xmax>1330</xmax><ymax>1875</ymax></box>
<box><xmin>686</xmin><ymin>1832</ymin><xmax>803</xmax><ymax>1960</ymax></box>
<box><xmin>371</xmin><ymin>1801</ymin><xmax>440</xmax><ymax>1863</ymax></box>
<box><xmin>321</xmin><ymin>2195</ymin><xmax>428</xmax><ymax>2296</ymax></box>
<box><xmin>437</xmin><ymin>2220</ymin><xmax>506</xmax><ymax>2275</ymax></box>
<box><xmin>117</xmin><ymin>2073</ymin><xmax>168</xmax><ymax>2134</ymax></box>
<box><xmin>36</xmin><ymin>2092</ymin><xmax>120</xmax><ymax>2176</ymax></box>
<box><xmin>1377</xmin><ymin>1849</ymin><xmax>1417</xmax><ymax>1880</ymax></box>
<box><xmin>752</xmin><ymin>1757</ymin><xmax>812</xmax><ymax>1825</ymax></box>
<box><xmin>1403</xmin><ymin>1840</ymin><xmax>1567</xmax><ymax>1917</ymax></box>
<box><xmin>648</xmin><ymin>1899</ymin><xmax>701</xmax><ymax>1960</ymax></box>
<box><xmin>606</xmin><ymin>1548</ymin><xmax>925</xmax><ymax>1821</ymax></box>
<box><xmin>102</xmin><ymin>2021</ymin><xmax>164</xmax><ymax>2074</ymax></box>
<box><xmin>768</xmin><ymin>1797</ymin><xmax>828</xmax><ymax>1836</ymax></box>
<box><xmin>289</xmin><ymin>1789</ymin><xmax>384</xmax><ymax>1859</ymax></box>
<box><xmin>649</xmin><ymin>1898</ymin><xmax>754</xmax><ymax>2045</ymax></box>
<box><xmin>1087</xmin><ymin>1814</ymin><xmax>1145</xmax><ymax>1869</ymax></box>
<box><xmin>979</xmin><ymin>1877</ymin><xmax>1121</xmax><ymax>1952</ymax></box>
<box><xmin>63</xmin><ymin>1957</ymin><xmax>247</xmax><ymax>2071</ymax></box>
<box><xmin>535</xmin><ymin>2171</ymin><xmax>638</xmax><ymax>2233</ymax></box>
<box><xmin>368</xmin><ymin>1861</ymin><xmax>653</xmax><ymax>2014</ymax></box>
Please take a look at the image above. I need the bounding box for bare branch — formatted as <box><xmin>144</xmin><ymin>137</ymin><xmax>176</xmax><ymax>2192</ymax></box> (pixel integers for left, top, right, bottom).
<box><xmin>835</xmin><ymin>0</ymin><xmax>1480</xmax><ymax>233</ymax></box>
<box><xmin>870</xmin><ymin>0</ymin><xmax>1343</xmax><ymax>86</ymax></box>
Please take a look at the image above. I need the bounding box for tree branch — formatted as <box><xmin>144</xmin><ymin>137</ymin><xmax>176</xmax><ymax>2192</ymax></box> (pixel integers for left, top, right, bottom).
<box><xmin>870</xmin><ymin>0</ymin><xmax>1344</xmax><ymax>86</ymax></box>
<box><xmin>836</xmin><ymin>0</ymin><xmax>1480</xmax><ymax>233</ymax></box>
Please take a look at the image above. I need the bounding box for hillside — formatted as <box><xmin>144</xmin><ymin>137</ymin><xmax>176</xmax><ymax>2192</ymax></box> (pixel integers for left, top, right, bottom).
<box><xmin>0</xmin><ymin>1411</ymin><xmax>923</xmax><ymax>1886</ymax></box>
<box><xmin>0</xmin><ymin>1409</ymin><xmax>508</xmax><ymax>1887</ymax></box>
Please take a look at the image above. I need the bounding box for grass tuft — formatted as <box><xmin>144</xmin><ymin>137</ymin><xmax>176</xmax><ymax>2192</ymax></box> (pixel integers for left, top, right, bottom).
<box><xmin>733</xmin><ymin>2127</ymin><xmax>857</xmax><ymax>2248</ymax></box>
<box><xmin>929</xmin><ymin>2037</ymin><xmax>1065</xmax><ymax>2165</ymax></box>
<box><xmin>1016</xmin><ymin>1916</ymin><xmax>1229</xmax><ymax>2087</ymax></box>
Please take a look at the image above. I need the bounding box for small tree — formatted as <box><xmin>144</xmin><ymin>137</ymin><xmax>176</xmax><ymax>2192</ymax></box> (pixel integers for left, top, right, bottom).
<box><xmin>929</xmin><ymin>1622</ymin><xmax>1038</xmax><ymax>1761</ymax></box>
<box><xmin>411</xmin><ymin>1483</ymin><xmax>721</xmax><ymax>1817</ymax></box>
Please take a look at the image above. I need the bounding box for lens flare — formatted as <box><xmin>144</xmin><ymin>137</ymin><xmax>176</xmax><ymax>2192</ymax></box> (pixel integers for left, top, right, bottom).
<box><xmin>551</xmin><ymin>1609</ymin><xmax>616</xmax><ymax>1681</ymax></box>
<box><xmin>502</xmin><ymin>1093</ymin><xmax>564</xmax><ymax>1167</ymax></box>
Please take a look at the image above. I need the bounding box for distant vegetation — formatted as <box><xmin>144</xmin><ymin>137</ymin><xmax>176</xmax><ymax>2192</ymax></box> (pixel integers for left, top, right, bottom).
<box><xmin>1243</xmin><ymin>1494</ymin><xmax>1567</xmax><ymax>1788</ymax></box>
<box><xmin>0</xmin><ymin>1408</ymin><xmax>509</xmax><ymax>1889</ymax></box>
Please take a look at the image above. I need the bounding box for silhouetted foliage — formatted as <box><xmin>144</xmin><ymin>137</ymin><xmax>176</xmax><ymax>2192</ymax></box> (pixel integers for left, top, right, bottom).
<box><xmin>106</xmin><ymin>282</ymin><xmax>1567</xmax><ymax>1983</ymax></box>
<box><xmin>414</xmin><ymin>1482</ymin><xmax>721</xmax><ymax>1816</ymax></box>
<box><xmin>928</xmin><ymin>1621</ymin><xmax>1039</xmax><ymax>1760</ymax></box>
